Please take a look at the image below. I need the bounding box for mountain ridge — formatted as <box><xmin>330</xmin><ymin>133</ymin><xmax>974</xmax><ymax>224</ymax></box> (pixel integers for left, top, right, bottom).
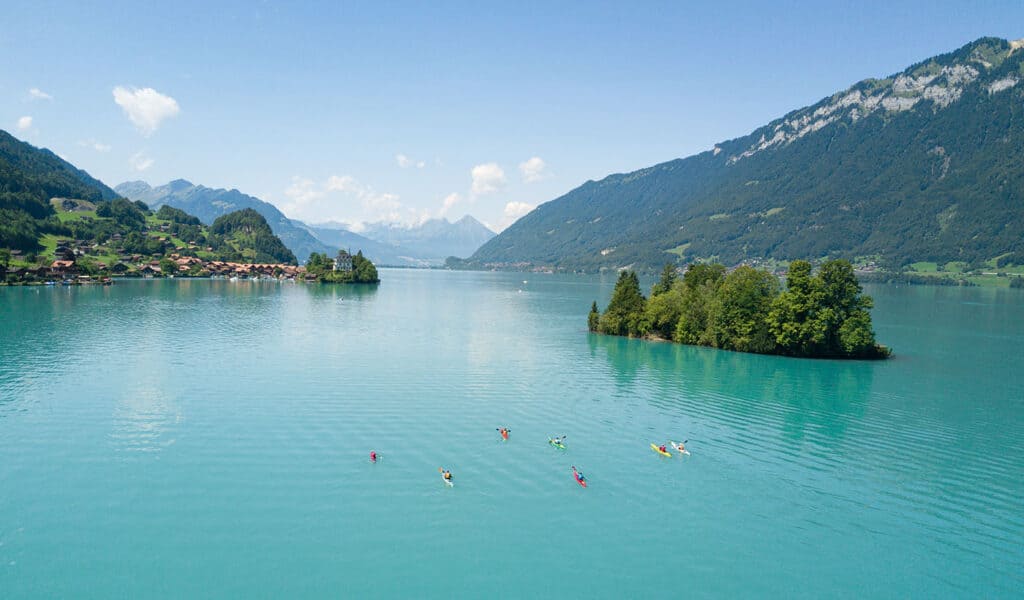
<box><xmin>466</xmin><ymin>36</ymin><xmax>1024</xmax><ymax>271</ymax></box>
<box><xmin>117</xmin><ymin>180</ymin><xmax>495</xmax><ymax>266</ymax></box>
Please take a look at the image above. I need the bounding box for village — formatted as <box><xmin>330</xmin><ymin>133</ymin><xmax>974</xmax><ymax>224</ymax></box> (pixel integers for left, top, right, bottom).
<box><xmin>1</xmin><ymin>237</ymin><xmax>356</xmax><ymax>285</ymax></box>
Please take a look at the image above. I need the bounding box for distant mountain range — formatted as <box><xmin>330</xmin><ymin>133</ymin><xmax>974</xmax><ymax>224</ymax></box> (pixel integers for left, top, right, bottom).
<box><xmin>466</xmin><ymin>37</ymin><xmax>1024</xmax><ymax>271</ymax></box>
<box><xmin>116</xmin><ymin>180</ymin><xmax>494</xmax><ymax>266</ymax></box>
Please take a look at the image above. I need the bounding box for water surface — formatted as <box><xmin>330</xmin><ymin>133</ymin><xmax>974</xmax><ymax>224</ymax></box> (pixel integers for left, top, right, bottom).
<box><xmin>1</xmin><ymin>272</ymin><xmax>1022</xmax><ymax>597</ymax></box>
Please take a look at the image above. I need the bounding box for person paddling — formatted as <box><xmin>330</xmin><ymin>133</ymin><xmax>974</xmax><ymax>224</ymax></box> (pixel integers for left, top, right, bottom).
<box><xmin>442</xmin><ymin>469</ymin><xmax>453</xmax><ymax>482</ymax></box>
<box><xmin>370</xmin><ymin>450</ymin><xmax>378</xmax><ymax>463</ymax></box>
<box><xmin>659</xmin><ymin>444</ymin><xmax>668</xmax><ymax>454</ymax></box>
<box><xmin>497</xmin><ymin>427</ymin><xmax>510</xmax><ymax>440</ymax></box>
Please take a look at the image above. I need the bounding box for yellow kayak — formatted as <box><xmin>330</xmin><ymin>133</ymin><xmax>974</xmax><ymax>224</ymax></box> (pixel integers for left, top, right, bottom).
<box><xmin>650</xmin><ymin>443</ymin><xmax>672</xmax><ymax>457</ymax></box>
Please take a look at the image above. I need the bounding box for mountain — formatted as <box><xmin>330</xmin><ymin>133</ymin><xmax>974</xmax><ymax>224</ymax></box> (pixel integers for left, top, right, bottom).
<box><xmin>467</xmin><ymin>37</ymin><xmax>1024</xmax><ymax>272</ymax></box>
<box><xmin>299</xmin><ymin>222</ymin><xmax>424</xmax><ymax>267</ymax></box>
<box><xmin>114</xmin><ymin>180</ymin><xmax>466</xmax><ymax>266</ymax></box>
<box><xmin>354</xmin><ymin>216</ymin><xmax>495</xmax><ymax>261</ymax></box>
<box><xmin>1</xmin><ymin>129</ymin><xmax>119</xmax><ymax>250</ymax></box>
<box><xmin>115</xmin><ymin>179</ymin><xmax>341</xmax><ymax>263</ymax></box>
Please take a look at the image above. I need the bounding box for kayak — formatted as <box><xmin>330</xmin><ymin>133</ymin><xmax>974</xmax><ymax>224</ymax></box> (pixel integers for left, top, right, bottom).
<box><xmin>669</xmin><ymin>441</ymin><xmax>690</xmax><ymax>456</ymax></box>
<box><xmin>549</xmin><ymin>439</ymin><xmax>566</xmax><ymax>450</ymax></box>
<box><xmin>572</xmin><ymin>467</ymin><xmax>587</xmax><ymax>488</ymax></box>
<box><xmin>651</xmin><ymin>443</ymin><xmax>672</xmax><ymax>457</ymax></box>
<box><xmin>500</xmin><ymin>429</ymin><xmax>509</xmax><ymax>440</ymax></box>
<box><xmin>441</xmin><ymin>473</ymin><xmax>454</xmax><ymax>487</ymax></box>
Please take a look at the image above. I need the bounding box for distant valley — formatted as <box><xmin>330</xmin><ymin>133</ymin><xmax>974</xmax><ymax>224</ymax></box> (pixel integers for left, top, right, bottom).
<box><xmin>116</xmin><ymin>180</ymin><xmax>495</xmax><ymax>266</ymax></box>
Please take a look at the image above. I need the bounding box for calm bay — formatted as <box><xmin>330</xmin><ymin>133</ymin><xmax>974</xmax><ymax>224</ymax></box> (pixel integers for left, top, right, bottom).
<box><xmin>1</xmin><ymin>270</ymin><xmax>1022</xmax><ymax>597</ymax></box>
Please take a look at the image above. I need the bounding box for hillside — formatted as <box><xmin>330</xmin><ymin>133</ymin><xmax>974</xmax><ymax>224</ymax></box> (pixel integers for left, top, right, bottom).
<box><xmin>115</xmin><ymin>179</ymin><xmax>336</xmax><ymax>263</ymax></box>
<box><xmin>467</xmin><ymin>37</ymin><xmax>1024</xmax><ymax>272</ymax></box>
<box><xmin>0</xmin><ymin>130</ymin><xmax>118</xmax><ymax>251</ymax></box>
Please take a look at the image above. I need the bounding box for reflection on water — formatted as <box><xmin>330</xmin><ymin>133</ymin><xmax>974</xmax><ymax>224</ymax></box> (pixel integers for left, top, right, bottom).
<box><xmin>110</xmin><ymin>386</ymin><xmax>181</xmax><ymax>454</ymax></box>
<box><xmin>587</xmin><ymin>332</ymin><xmax>874</xmax><ymax>444</ymax></box>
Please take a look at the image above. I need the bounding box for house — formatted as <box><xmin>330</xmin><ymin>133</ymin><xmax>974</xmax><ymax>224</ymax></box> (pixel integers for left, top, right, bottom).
<box><xmin>50</xmin><ymin>260</ymin><xmax>76</xmax><ymax>276</ymax></box>
<box><xmin>333</xmin><ymin>250</ymin><xmax>353</xmax><ymax>272</ymax></box>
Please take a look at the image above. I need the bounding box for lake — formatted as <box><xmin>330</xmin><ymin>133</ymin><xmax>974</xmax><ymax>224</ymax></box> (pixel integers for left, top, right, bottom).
<box><xmin>1</xmin><ymin>270</ymin><xmax>1022</xmax><ymax>598</ymax></box>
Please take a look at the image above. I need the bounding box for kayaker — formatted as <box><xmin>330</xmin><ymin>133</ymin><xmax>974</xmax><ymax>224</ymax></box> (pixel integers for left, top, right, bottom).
<box><xmin>573</xmin><ymin>466</ymin><xmax>585</xmax><ymax>482</ymax></box>
<box><xmin>370</xmin><ymin>451</ymin><xmax>377</xmax><ymax>462</ymax></box>
<box><xmin>659</xmin><ymin>444</ymin><xmax>668</xmax><ymax>454</ymax></box>
<box><xmin>443</xmin><ymin>470</ymin><xmax>452</xmax><ymax>482</ymax></box>
<box><xmin>675</xmin><ymin>441</ymin><xmax>686</xmax><ymax>453</ymax></box>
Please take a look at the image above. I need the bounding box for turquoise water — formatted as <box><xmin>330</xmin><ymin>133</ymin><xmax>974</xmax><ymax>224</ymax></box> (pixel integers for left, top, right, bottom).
<box><xmin>1</xmin><ymin>271</ymin><xmax>1022</xmax><ymax>598</ymax></box>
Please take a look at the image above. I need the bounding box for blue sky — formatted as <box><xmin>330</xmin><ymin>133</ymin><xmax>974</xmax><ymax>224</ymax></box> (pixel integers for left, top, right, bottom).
<box><xmin>3</xmin><ymin>1</ymin><xmax>1022</xmax><ymax>231</ymax></box>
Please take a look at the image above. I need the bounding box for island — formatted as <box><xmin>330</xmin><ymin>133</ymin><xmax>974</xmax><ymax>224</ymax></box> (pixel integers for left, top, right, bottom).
<box><xmin>589</xmin><ymin>259</ymin><xmax>890</xmax><ymax>359</ymax></box>
<box><xmin>304</xmin><ymin>250</ymin><xmax>379</xmax><ymax>284</ymax></box>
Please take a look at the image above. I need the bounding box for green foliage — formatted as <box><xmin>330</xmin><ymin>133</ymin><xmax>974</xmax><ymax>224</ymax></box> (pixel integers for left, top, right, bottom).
<box><xmin>597</xmin><ymin>271</ymin><xmax>647</xmax><ymax>337</ymax></box>
<box><xmin>0</xmin><ymin>129</ymin><xmax>118</xmax><ymax>251</ymax></box>
<box><xmin>673</xmin><ymin>263</ymin><xmax>726</xmax><ymax>345</ymax></box>
<box><xmin>595</xmin><ymin>260</ymin><xmax>888</xmax><ymax>359</ymax></box>
<box><xmin>651</xmin><ymin>263</ymin><xmax>678</xmax><ymax>296</ymax></box>
<box><xmin>159</xmin><ymin>258</ymin><xmax>177</xmax><ymax>275</ymax></box>
<box><xmin>156</xmin><ymin>205</ymin><xmax>201</xmax><ymax>225</ymax></box>
<box><xmin>210</xmin><ymin>208</ymin><xmax>296</xmax><ymax>264</ymax></box>
<box><xmin>766</xmin><ymin>260</ymin><xmax>888</xmax><ymax>358</ymax></box>
<box><xmin>1010</xmin><ymin>276</ymin><xmax>1024</xmax><ymax>289</ymax></box>
<box><xmin>95</xmin><ymin>198</ymin><xmax>147</xmax><ymax>229</ymax></box>
<box><xmin>305</xmin><ymin>250</ymin><xmax>379</xmax><ymax>284</ymax></box>
<box><xmin>588</xmin><ymin>301</ymin><xmax>600</xmax><ymax>332</ymax></box>
<box><xmin>467</xmin><ymin>37</ymin><xmax>1024</xmax><ymax>272</ymax></box>
<box><xmin>709</xmin><ymin>266</ymin><xmax>778</xmax><ymax>353</ymax></box>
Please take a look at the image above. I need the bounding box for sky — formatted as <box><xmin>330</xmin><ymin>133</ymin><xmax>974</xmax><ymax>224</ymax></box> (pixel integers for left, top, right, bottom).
<box><xmin>3</xmin><ymin>1</ymin><xmax>1023</xmax><ymax>232</ymax></box>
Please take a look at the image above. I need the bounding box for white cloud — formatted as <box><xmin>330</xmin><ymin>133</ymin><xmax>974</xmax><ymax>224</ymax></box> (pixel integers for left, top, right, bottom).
<box><xmin>518</xmin><ymin>156</ymin><xmax>549</xmax><ymax>183</ymax></box>
<box><xmin>504</xmin><ymin>201</ymin><xmax>534</xmax><ymax>220</ymax></box>
<box><xmin>396</xmin><ymin>153</ymin><xmax>426</xmax><ymax>169</ymax></box>
<box><xmin>112</xmin><ymin>86</ymin><xmax>180</xmax><ymax>135</ymax></box>
<box><xmin>495</xmin><ymin>200</ymin><xmax>536</xmax><ymax>232</ymax></box>
<box><xmin>439</xmin><ymin>192</ymin><xmax>462</xmax><ymax>217</ymax></box>
<box><xmin>284</xmin><ymin>176</ymin><xmax>324</xmax><ymax>208</ymax></box>
<box><xmin>471</xmin><ymin>162</ymin><xmax>506</xmax><ymax>195</ymax></box>
<box><xmin>16</xmin><ymin>116</ymin><xmax>32</xmax><ymax>131</ymax></box>
<box><xmin>78</xmin><ymin>139</ymin><xmax>111</xmax><ymax>153</ymax></box>
<box><xmin>283</xmin><ymin>174</ymin><xmax>408</xmax><ymax>225</ymax></box>
<box><xmin>28</xmin><ymin>88</ymin><xmax>52</xmax><ymax>101</ymax></box>
<box><xmin>129</xmin><ymin>152</ymin><xmax>154</xmax><ymax>171</ymax></box>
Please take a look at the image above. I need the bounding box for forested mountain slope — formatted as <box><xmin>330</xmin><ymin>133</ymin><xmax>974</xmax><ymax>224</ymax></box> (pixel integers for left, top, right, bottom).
<box><xmin>468</xmin><ymin>37</ymin><xmax>1024</xmax><ymax>271</ymax></box>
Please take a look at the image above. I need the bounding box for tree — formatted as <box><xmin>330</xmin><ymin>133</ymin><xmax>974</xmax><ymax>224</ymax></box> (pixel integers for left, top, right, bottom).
<box><xmin>599</xmin><ymin>271</ymin><xmax>647</xmax><ymax>336</ymax></box>
<box><xmin>159</xmin><ymin>257</ymin><xmax>177</xmax><ymax>276</ymax></box>
<box><xmin>651</xmin><ymin>263</ymin><xmax>678</xmax><ymax>296</ymax></box>
<box><xmin>588</xmin><ymin>301</ymin><xmax>600</xmax><ymax>332</ymax></box>
<box><xmin>709</xmin><ymin>266</ymin><xmax>778</xmax><ymax>353</ymax></box>
<box><xmin>0</xmin><ymin>248</ymin><xmax>10</xmax><ymax>272</ymax></box>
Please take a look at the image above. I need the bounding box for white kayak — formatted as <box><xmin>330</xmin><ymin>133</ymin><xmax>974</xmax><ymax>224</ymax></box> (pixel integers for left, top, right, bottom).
<box><xmin>441</xmin><ymin>473</ymin><xmax>454</xmax><ymax>487</ymax></box>
<box><xmin>670</xmin><ymin>441</ymin><xmax>690</xmax><ymax>456</ymax></box>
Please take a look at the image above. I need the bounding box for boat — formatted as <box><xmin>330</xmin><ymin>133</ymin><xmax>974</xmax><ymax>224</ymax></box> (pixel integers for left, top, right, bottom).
<box><xmin>572</xmin><ymin>466</ymin><xmax>587</xmax><ymax>488</ymax></box>
<box><xmin>670</xmin><ymin>441</ymin><xmax>690</xmax><ymax>456</ymax></box>
<box><xmin>549</xmin><ymin>438</ymin><xmax>566</xmax><ymax>450</ymax></box>
<box><xmin>497</xmin><ymin>428</ymin><xmax>509</xmax><ymax>440</ymax></box>
<box><xmin>651</xmin><ymin>443</ymin><xmax>672</xmax><ymax>457</ymax></box>
<box><xmin>439</xmin><ymin>468</ymin><xmax>454</xmax><ymax>487</ymax></box>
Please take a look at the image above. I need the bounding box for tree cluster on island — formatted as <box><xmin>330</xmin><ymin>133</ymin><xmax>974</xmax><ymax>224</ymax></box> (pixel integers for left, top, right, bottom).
<box><xmin>589</xmin><ymin>260</ymin><xmax>890</xmax><ymax>359</ymax></box>
<box><xmin>305</xmin><ymin>251</ymin><xmax>380</xmax><ymax>284</ymax></box>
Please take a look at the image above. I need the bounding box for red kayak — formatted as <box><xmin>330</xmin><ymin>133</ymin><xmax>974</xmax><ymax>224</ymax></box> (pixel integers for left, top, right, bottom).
<box><xmin>572</xmin><ymin>466</ymin><xmax>587</xmax><ymax>488</ymax></box>
<box><xmin>497</xmin><ymin>427</ymin><xmax>510</xmax><ymax>440</ymax></box>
